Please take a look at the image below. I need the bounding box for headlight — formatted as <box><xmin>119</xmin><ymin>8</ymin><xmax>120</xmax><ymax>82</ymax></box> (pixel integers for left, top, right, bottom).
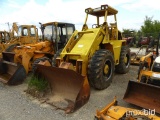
<box><xmin>101</xmin><ymin>5</ymin><xmax>108</xmax><ymax>10</ymax></box>
<box><xmin>101</xmin><ymin>6</ymin><xmax>105</xmax><ymax>10</ymax></box>
<box><xmin>85</xmin><ymin>9</ymin><xmax>89</xmax><ymax>13</ymax></box>
<box><xmin>85</xmin><ymin>8</ymin><xmax>92</xmax><ymax>13</ymax></box>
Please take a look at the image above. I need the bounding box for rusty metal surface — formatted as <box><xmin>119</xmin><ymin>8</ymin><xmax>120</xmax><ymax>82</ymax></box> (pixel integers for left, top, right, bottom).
<box><xmin>0</xmin><ymin>60</ymin><xmax>26</xmax><ymax>85</ymax></box>
<box><xmin>123</xmin><ymin>80</ymin><xmax>160</xmax><ymax>114</ymax></box>
<box><xmin>2</xmin><ymin>52</ymin><xmax>15</xmax><ymax>62</ymax></box>
<box><xmin>35</xmin><ymin>65</ymin><xmax>90</xmax><ymax>113</ymax></box>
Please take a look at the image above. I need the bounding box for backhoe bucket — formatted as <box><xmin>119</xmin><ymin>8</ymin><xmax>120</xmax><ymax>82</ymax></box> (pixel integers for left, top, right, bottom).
<box><xmin>35</xmin><ymin>65</ymin><xmax>90</xmax><ymax>113</ymax></box>
<box><xmin>123</xmin><ymin>80</ymin><xmax>160</xmax><ymax>114</ymax></box>
<box><xmin>0</xmin><ymin>53</ymin><xmax>26</xmax><ymax>85</ymax></box>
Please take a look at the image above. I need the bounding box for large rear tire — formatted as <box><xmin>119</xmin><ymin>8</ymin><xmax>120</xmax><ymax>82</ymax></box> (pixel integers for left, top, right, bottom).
<box><xmin>88</xmin><ymin>49</ymin><xmax>115</xmax><ymax>90</ymax></box>
<box><xmin>32</xmin><ymin>57</ymin><xmax>51</xmax><ymax>73</ymax></box>
<box><xmin>115</xmin><ymin>46</ymin><xmax>130</xmax><ymax>74</ymax></box>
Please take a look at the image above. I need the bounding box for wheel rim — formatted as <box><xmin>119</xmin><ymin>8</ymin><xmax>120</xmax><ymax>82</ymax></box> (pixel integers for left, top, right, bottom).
<box><xmin>103</xmin><ymin>59</ymin><xmax>112</xmax><ymax>80</ymax></box>
<box><xmin>103</xmin><ymin>64</ymin><xmax>109</xmax><ymax>74</ymax></box>
<box><xmin>124</xmin><ymin>56</ymin><xmax>127</xmax><ymax>63</ymax></box>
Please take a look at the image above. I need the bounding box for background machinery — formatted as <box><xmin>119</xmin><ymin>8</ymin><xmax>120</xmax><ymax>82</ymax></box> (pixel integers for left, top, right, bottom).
<box><xmin>0</xmin><ymin>22</ymin><xmax>75</xmax><ymax>85</ymax></box>
<box><xmin>136</xmin><ymin>36</ymin><xmax>152</xmax><ymax>47</ymax></box>
<box><xmin>0</xmin><ymin>31</ymin><xmax>10</xmax><ymax>43</ymax></box>
<box><xmin>130</xmin><ymin>45</ymin><xmax>149</xmax><ymax>65</ymax></box>
<box><xmin>34</xmin><ymin>4</ymin><xmax>131</xmax><ymax>113</ymax></box>
<box><xmin>123</xmin><ymin>34</ymin><xmax>160</xmax><ymax>114</ymax></box>
<box><xmin>130</xmin><ymin>37</ymin><xmax>156</xmax><ymax>65</ymax></box>
<box><xmin>123</xmin><ymin>36</ymin><xmax>136</xmax><ymax>47</ymax></box>
<box><xmin>0</xmin><ymin>31</ymin><xmax>10</xmax><ymax>56</ymax></box>
<box><xmin>0</xmin><ymin>23</ymin><xmax>39</xmax><ymax>57</ymax></box>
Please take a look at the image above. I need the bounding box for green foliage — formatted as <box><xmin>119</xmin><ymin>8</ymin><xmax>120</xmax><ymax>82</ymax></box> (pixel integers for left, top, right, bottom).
<box><xmin>122</xmin><ymin>16</ymin><xmax>160</xmax><ymax>42</ymax></box>
<box><xmin>141</xmin><ymin>16</ymin><xmax>160</xmax><ymax>38</ymax></box>
<box><xmin>28</xmin><ymin>75</ymin><xmax>48</xmax><ymax>92</ymax></box>
<box><xmin>122</xmin><ymin>29</ymin><xmax>136</xmax><ymax>38</ymax></box>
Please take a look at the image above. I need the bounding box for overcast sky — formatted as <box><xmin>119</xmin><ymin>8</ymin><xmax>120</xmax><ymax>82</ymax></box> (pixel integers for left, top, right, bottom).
<box><xmin>0</xmin><ymin>0</ymin><xmax>160</xmax><ymax>33</ymax></box>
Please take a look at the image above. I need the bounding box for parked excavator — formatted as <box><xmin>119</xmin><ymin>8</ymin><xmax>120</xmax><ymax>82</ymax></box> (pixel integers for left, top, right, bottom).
<box><xmin>0</xmin><ymin>22</ymin><xmax>75</xmax><ymax>85</ymax></box>
<box><xmin>123</xmin><ymin>33</ymin><xmax>160</xmax><ymax>114</ymax></box>
<box><xmin>95</xmin><ymin>97</ymin><xmax>160</xmax><ymax>120</ymax></box>
<box><xmin>34</xmin><ymin>4</ymin><xmax>130</xmax><ymax>113</ymax></box>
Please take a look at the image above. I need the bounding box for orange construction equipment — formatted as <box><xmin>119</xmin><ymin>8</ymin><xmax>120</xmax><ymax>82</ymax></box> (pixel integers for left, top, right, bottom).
<box><xmin>0</xmin><ymin>23</ymin><xmax>39</xmax><ymax>58</ymax></box>
<box><xmin>0</xmin><ymin>22</ymin><xmax>75</xmax><ymax>85</ymax></box>
<box><xmin>95</xmin><ymin>97</ymin><xmax>160</xmax><ymax>120</ymax></box>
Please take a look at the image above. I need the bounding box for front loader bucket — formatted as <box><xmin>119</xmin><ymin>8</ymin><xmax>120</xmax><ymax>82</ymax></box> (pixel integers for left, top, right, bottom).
<box><xmin>35</xmin><ymin>65</ymin><xmax>90</xmax><ymax>113</ymax></box>
<box><xmin>0</xmin><ymin>58</ymin><xmax>26</xmax><ymax>85</ymax></box>
<box><xmin>123</xmin><ymin>80</ymin><xmax>160</xmax><ymax>114</ymax></box>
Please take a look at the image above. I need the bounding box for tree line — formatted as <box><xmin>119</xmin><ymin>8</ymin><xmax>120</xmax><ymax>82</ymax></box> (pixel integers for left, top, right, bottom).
<box><xmin>122</xmin><ymin>16</ymin><xmax>160</xmax><ymax>41</ymax></box>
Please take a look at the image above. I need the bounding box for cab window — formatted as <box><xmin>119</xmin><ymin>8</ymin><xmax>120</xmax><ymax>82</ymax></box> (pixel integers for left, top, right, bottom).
<box><xmin>30</xmin><ymin>27</ymin><xmax>35</xmax><ymax>36</ymax></box>
<box><xmin>22</xmin><ymin>28</ymin><xmax>28</xmax><ymax>36</ymax></box>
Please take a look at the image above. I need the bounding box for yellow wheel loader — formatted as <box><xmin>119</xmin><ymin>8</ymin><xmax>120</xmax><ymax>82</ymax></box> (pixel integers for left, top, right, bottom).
<box><xmin>123</xmin><ymin>34</ymin><xmax>160</xmax><ymax>114</ymax></box>
<box><xmin>95</xmin><ymin>97</ymin><xmax>160</xmax><ymax>120</ymax></box>
<box><xmin>0</xmin><ymin>23</ymin><xmax>39</xmax><ymax>57</ymax></box>
<box><xmin>35</xmin><ymin>4</ymin><xmax>130</xmax><ymax>113</ymax></box>
<box><xmin>0</xmin><ymin>22</ymin><xmax>75</xmax><ymax>85</ymax></box>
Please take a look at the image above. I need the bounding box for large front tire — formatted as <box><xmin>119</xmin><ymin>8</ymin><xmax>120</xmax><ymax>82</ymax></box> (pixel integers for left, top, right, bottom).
<box><xmin>115</xmin><ymin>46</ymin><xmax>130</xmax><ymax>74</ymax></box>
<box><xmin>88</xmin><ymin>49</ymin><xmax>115</xmax><ymax>90</ymax></box>
<box><xmin>32</xmin><ymin>57</ymin><xmax>51</xmax><ymax>73</ymax></box>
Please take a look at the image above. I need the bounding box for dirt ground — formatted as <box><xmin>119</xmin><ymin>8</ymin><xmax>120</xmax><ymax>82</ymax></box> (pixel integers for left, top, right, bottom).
<box><xmin>0</xmin><ymin>48</ymin><xmax>159</xmax><ymax>120</ymax></box>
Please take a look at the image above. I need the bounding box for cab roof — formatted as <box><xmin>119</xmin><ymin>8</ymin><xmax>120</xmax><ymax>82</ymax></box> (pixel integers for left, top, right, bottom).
<box><xmin>42</xmin><ymin>22</ymin><xmax>75</xmax><ymax>26</ymax></box>
<box><xmin>86</xmin><ymin>4</ymin><xmax>118</xmax><ymax>17</ymax></box>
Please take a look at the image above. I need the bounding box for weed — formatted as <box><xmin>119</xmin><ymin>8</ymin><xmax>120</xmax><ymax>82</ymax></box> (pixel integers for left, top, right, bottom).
<box><xmin>28</xmin><ymin>75</ymin><xmax>48</xmax><ymax>92</ymax></box>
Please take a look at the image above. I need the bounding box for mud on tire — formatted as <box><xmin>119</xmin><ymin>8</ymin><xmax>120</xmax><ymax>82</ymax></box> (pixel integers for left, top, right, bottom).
<box><xmin>115</xmin><ymin>46</ymin><xmax>130</xmax><ymax>74</ymax></box>
<box><xmin>32</xmin><ymin>57</ymin><xmax>51</xmax><ymax>73</ymax></box>
<box><xmin>88</xmin><ymin>49</ymin><xmax>115</xmax><ymax>90</ymax></box>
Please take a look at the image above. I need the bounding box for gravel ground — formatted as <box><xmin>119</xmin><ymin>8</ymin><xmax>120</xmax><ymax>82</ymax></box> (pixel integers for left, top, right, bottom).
<box><xmin>0</xmin><ymin>47</ymin><xmax>159</xmax><ymax>120</ymax></box>
<box><xmin>0</xmin><ymin>65</ymin><xmax>143</xmax><ymax>120</ymax></box>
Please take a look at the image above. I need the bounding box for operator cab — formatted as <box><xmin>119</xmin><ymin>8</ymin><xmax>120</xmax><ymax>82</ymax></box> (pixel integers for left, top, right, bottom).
<box><xmin>83</xmin><ymin>4</ymin><xmax>122</xmax><ymax>40</ymax></box>
<box><xmin>17</xmin><ymin>25</ymin><xmax>38</xmax><ymax>44</ymax></box>
<box><xmin>41</xmin><ymin>22</ymin><xmax>75</xmax><ymax>50</ymax></box>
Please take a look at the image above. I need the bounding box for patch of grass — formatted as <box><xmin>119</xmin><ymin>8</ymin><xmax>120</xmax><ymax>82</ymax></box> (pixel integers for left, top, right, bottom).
<box><xmin>28</xmin><ymin>75</ymin><xmax>48</xmax><ymax>92</ymax></box>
